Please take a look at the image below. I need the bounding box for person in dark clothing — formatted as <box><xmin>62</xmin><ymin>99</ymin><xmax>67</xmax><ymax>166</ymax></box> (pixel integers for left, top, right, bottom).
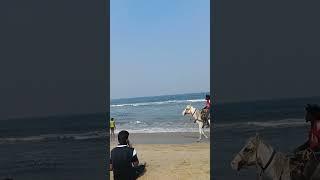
<box><xmin>292</xmin><ymin>104</ymin><xmax>320</xmax><ymax>179</ymax></box>
<box><xmin>110</xmin><ymin>130</ymin><xmax>146</xmax><ymax>180</ymax></box>
<box><xmin>294</xmin><ymin>104</ymin><xmax>320</xmax><ymax>153</ymax></box>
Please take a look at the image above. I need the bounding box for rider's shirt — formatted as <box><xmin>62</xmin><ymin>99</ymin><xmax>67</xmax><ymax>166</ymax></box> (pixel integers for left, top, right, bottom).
<box><xmin>205</xmin><ymin>99</ymin><xmax>211</xmax><ymax>109</ymax></box>
<box><xmin>309</xmin><ymin>120</ymin><xmax>320</xmax><ymax>150</ymax></box>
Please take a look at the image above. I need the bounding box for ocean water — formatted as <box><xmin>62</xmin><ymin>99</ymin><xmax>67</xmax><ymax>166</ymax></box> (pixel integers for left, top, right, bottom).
<box><xmin>110</xmin><ymin>92</ymin><xmax>210</xmax><ymax>133</ymax></box>
<box><xmin>0</xmin><ymin>92</ymin><xmax>209</xmax><ymax>179</ymax></box>
<box><xmin>2</xmin><ymin>93</ymin><xmax>315</xmax><ymax>179</ymax></box>
<box><xmin>212</xmin><ymin>96</ymin><xmax>320</xmax><ymax>180</ymax></box>
<box><xmin>0</xmin><ymin>113</ymin><xmax>107</xmax><ymax>180</ymax></box>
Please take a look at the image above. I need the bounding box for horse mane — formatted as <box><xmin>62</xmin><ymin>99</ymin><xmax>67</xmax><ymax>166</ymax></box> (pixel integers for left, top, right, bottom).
<box><xmin>249</xmin><ymin>135</ymin><xmax>273</xmax><ymax>151</ymax></box>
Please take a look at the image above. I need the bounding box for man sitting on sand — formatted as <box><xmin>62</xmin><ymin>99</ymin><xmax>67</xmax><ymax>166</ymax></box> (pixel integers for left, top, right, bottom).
<box><xmin>110</xmin><ymin>130</ymin><xmax>146</xmax><ymax>180</ymax></box>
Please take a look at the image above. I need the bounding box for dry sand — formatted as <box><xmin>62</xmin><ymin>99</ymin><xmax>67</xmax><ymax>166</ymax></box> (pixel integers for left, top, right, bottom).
<box><xmin>109</xmin><ymin>132</ymin><xmax>210</xmax><ymax>180</ymax></box>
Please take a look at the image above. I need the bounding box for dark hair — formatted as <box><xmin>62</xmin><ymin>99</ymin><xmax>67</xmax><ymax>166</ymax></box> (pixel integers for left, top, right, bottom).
<box><xmin>306</xmin><ymin>104</ymin><xmax>320</xmax><ymax>121</ymax></box>
<box><xmin>111</xmin><ymin>118</ymin><xmax>114</xmax><ymax>121</ymax></box>
<box><xmin>118</xmin><ymin>130</ymin><xmax>129</xmax><ymax>145</ymax></box>
<box><xmin>205</xmin><ymin>94</ymin><xmax>210</xmax><ymax>100</ymax></box>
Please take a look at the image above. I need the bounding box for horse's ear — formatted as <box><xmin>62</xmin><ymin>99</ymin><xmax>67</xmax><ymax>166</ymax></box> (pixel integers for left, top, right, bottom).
<box><xmin>255</xmin><ymin>133</ymin><xmax>260</xmax><ymax>139</ymax></box>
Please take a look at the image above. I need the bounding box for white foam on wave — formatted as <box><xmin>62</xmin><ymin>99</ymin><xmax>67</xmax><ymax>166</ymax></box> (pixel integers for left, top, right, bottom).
<box><xmin>115</xmin><ymin>127</ymin><xmax>210</xmax><ymax>134</ymax></box>
<box><xmin>215</xmin><ymin>118</ymin><xmax>307</xmax><ymax>129</ymax></box>
<box><xmin>246</xmin><ymin>119</ymin><xmax>306</xmax><ymax>127</ymax></box>
<box><xmin>0</xmin><ymin>131</ymin><xmax>107</xmax><ymax>144</ymax></box>
<box><xmin>111</xmin><ymin>99</ymin><xmax>205</xmax><ymax>108</ymax></box>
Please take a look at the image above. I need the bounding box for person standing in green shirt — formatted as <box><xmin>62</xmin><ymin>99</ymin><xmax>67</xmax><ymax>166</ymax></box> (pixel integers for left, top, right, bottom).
<box><xmin>110</xmin><ymin>118</ymin><xmax>116</xmax><ymax>141</ymax></box>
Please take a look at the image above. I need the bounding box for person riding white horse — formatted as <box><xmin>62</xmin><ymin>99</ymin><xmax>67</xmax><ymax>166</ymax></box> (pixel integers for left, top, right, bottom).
<box><xmin>231</xmin><ymin>104</ymin><xmax>320</xmax><ymax>180</ymax></box>
<box><xmin>182</xmin><ymin>105</ymin><xmax>209</xmax><ymax>141</ymax></box>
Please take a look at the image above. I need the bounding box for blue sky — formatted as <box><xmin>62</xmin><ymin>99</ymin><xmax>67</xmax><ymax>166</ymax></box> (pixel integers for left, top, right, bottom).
<box><xmin>111</xmin><ymin>0</ymin><xmax>210</xmax><ymax>99</ymax></box>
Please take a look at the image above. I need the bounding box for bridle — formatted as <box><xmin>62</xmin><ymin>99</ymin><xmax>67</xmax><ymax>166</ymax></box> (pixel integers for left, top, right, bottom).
<box><xmin>256</xmin><ymin>149</ymin><xmax>276</xmax><ymax>179</ymax></box>
<box><xmin>238</xmin><ymin>139</ymin><xmax>278</xmax><ymax>180</ymax></box>
<box><xmin>185</xmin><ymin>107</ymin><xmax>197</xmax><ymax>117</ymax></box>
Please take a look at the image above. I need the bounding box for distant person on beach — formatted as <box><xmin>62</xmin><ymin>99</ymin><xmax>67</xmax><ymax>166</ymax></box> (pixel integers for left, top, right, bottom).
<box><xmin>110</xmin><ymin>118</ymin><xmax>116</xmax><ymax>141</ymax></box>
<box><xmin>110</xmin><ymin>130</ymin><xmax>146</xmax><ymax>180</ymax></box>
<box><xmin>293</xmin><ymin>104</ymin><xmax>320</xmax><ymax>178</ymax></box>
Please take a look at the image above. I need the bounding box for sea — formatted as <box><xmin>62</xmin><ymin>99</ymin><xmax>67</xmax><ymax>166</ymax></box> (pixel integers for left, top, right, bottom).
<box><xmin>212</xmin><ymin>96</ymin><xmax>320</xmax><ymax>180</ymax></box>
<box><xmin>0</xmin><ymin>113</ymin><xmax>107</xmax><ymax>180</ymax></box>
<box><xmin>0</xmin><ymin>92</ymin><xmax>208</xmax><ymax>180</ymax></box>
<box><xmin>1</xmin><ymin>93</ymin><xmax>317</xmax><ymax>180</ymax></box>
<box><xmin>110</xmin><ymin>92</ymin><xmax>210</xmax><ymax>133</ymax></box>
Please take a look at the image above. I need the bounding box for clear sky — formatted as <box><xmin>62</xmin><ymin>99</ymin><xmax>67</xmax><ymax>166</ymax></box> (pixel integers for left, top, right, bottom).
<box><xmin>111</xmin><ymin>0</ymin><xmax>210</xmax><ymax>99</ymax></box>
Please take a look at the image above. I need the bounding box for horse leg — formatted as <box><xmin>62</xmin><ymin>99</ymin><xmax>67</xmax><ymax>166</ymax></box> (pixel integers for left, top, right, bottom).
<box><xmin>202</xmin><ymin>126</ymin><xmax>208</xmax><ymax>138</ymax></box>
<box><xmin>197</xmin><ymin>122</ymin><xmax>202</xmax><ymax>141</ymax></box>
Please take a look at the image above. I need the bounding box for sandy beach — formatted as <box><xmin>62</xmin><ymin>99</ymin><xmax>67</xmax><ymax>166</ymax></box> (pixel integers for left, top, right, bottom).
<box><xmin>110</xmin><ymin>132</ymin><xmax>210</xmax><ymax>180</ymax></box>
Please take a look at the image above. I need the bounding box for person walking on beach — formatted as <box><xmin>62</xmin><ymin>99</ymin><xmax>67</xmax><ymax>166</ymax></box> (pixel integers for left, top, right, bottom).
<box><xmin>110</xmin><ymin>130</ymin><xmax>146</xmax><ymax>180</ymax></box>
<box><xmin>110</xmin><ymin>118</ymin><xmax>116</xmax><ymax>141</ymax></box>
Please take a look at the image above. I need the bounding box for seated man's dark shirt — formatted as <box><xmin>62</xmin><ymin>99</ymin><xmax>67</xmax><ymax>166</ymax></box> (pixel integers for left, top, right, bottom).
<box><xmin>110</xmin><ymin>145</ymin><xmax>138</xmax><ymax>180</ymax></box>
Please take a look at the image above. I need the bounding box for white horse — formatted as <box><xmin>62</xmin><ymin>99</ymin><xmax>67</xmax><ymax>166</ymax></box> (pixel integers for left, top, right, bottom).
<box><xmin>182</xmin><ymin>105</ymin><xmax>209</xmax><ymax>141</ymax></box>
<box><xmin>231</xmin><ymin>134</ymin><xmax>320</xmax><ymax>180</ymax></box>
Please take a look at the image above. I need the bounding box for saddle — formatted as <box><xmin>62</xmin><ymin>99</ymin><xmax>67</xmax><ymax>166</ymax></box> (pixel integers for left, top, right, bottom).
<box><xmin>289</xmin><ymin>150</ymin><xmax>320</xmax><ymax>179</ymax></box>
<box><xmin>200</xmin><ymin>110</ymin><xmax>210</xmax><ymax>128</ymax></box>
<box><xmin>200</xmin><ymin>109</ymin><xmax>209</xmax><ymax>122</ymax></box>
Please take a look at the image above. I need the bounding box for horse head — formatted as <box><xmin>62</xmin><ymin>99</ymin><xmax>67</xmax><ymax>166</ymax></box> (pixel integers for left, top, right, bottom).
<box><xmin>182</xmin><ymin>104</ymin><xmax>193</xmax><ymax>116</ymax></box>
<box><xmin>231</xmin><ymin>134</ymin><xmax>261</xmax><ymax>171</ymax></box>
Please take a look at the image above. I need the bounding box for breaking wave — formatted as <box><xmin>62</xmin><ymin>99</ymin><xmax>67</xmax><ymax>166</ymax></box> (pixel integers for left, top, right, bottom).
<box><xmin>111</xmin><ymin>99</ymin><xmax>205</xmax><ymax>107</ymax></box>
<box><xmin>0</xmin><ymin>131</ymin><xmax>107</xmax><ymax>144</ymax></box>
<box><xmin>215</xmin><ymin>118</ymin><xmax>307</xmax><ymax>129</ymax></box>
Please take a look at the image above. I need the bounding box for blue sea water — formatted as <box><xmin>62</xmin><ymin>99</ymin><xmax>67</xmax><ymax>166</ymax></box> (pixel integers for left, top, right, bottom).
<box><xmin>110</xmin><ymin>92</ymin><xmax>210</xmax><ymax>133</ymax></box>
<box><xmin>1</xmin><ymin>93</ymin><xmax>317</xmax><ymax>179</ymax></box>
<box><xmin>0</xmin><ymin>113</ymin><xmax>107</xmax><ymax>180</ymax></box>
<box><xmin>0</xmin><ymin>92</ymin><xmax>209</xmax><ymax>179</ymax></box>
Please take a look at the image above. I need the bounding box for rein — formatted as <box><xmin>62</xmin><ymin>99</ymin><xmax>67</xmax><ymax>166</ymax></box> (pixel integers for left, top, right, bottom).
<box><xmin>258</xmin><ymin>150</ymin><xmax>276</xmax><ymax>172</ymax></box>
<box><xmin>187</xmin><ymin>108</ymin><xmax>201</xmax><ymax>121</ymax></box>
<box><xmin>255</xmin><ymin>141</ymin><xmax>277</xmax><ymax>180</ymax></box>
<box><xmin>191</xmin><ymin>108</ymin><xmax>197</xmax><ymax>117</ymax></box>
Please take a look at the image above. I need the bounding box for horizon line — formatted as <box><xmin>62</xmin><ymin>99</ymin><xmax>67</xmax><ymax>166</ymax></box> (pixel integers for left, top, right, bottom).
<box><xmin>111</xmin><ymin>91</ymin><xmax>210</xmax><ymax>101</ymax></box>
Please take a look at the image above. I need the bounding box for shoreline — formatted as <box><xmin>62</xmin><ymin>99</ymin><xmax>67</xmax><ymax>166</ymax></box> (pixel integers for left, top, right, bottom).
<box><xmin>110</xmin><ymin>131</ymin><xmax>211</xmax><ymax>145</ymax></box>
